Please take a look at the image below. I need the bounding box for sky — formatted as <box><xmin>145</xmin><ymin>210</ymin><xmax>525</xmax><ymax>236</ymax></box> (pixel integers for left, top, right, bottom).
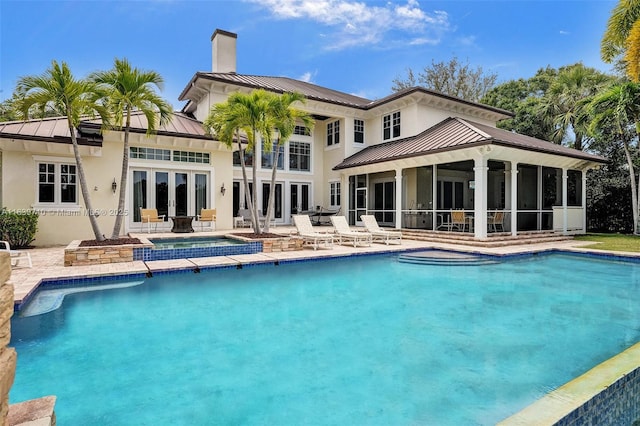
<box><xmin>0</xmin><ymin>0</ymin><xmax>618</xmax><ymax>110</ymax></box>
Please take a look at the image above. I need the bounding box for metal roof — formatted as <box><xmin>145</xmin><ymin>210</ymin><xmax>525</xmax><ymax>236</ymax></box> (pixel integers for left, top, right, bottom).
<box><xmin>333</xmin><ymin>117</ymin><xmax>607</xmax><ymax>170</ymax></box>
<box><xmin>0</xmin><ymin>112</ymin><xmax>213</xmax><ymax>144</ymax></box>
<box><xmin>179</xmin><ymin>73</ymin><xmax>513</xmax><ymax>118</ymax></box>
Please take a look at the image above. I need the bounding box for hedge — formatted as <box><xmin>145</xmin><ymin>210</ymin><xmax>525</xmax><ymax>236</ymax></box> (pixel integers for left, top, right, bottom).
<box><xmin>0</xmin><ymin>209</ymin><xmax>38</xmax><ymax>249</ymax></box>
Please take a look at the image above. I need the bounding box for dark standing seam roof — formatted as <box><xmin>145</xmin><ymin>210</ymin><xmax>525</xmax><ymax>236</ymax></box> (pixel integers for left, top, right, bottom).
<box><xmin>333</xmin><ymin>117</ymin><xmax>606</xmax><ymax>170</ymax></box>
<box><xmin>179</xmin><ymin>73</ymin><xmax>514</xmax><ymax>118</ymax></box>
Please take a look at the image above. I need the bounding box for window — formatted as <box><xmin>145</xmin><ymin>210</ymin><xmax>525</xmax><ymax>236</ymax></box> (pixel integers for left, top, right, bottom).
<box><xmin>327</xmin><ymin>120</ymin><xmax>340</xmax><ymax>146</ymax></box>
<box><xmin>261</xmin><ymin>140</ymin><xmax>284</xmax><ymax>170</ymax></box>
<box><xmin>173</xmin><ymin>150</ymin><xmax>210</xmax><ymax>164</ymax></box>
<box><xmin>330</xmin><ymin>182</ymin><xmax>341</xmax><ymax>207</ymax></box>
<box><xmin>233</xmin><ymin>149</ymin><xmax>254</xmax><ymax>167</ymax></box>
<box><xmin>354</xmin><ymin>119</ymin><xmax>364</xmax><ymax>143</ymax></box>
<box><xmin>294</xmin><ymin>125</ymin><xmax>311</xmax><ymax>136</ymax></box>
<box><xmin>289</xmin><ymin>141</ymin><xmax>311</xmax><ymax>171</ymax></box>
<box><xmin>130</xmin><ymin>147</ymin><xmax>209</xmax><ymax>163</ymax></box>
<box><xmin>37</xmin><ymin>162</ymin><xmax>77</xmax><ymax>204</ymax></box>
<box><xmin>383</xmin><ymin>111</ymin><xmax>401</xmax><ymax>140</ymax></box>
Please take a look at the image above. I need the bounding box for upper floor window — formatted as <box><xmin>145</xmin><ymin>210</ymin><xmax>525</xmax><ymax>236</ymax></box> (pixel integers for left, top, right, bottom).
<box><xmin>354</xmin><ymin>119</ymin><xmax>364</xmax><ymax>143</ymax></box>
<box><xmin>232</xmin><ymin>149</ymin><xmax>254</xmax><ymax>167</ymax></box>
<box><xmin>261</xmin><ymin>140</ymin><xmax>284</xmax><ymax>170</ymax></box>
<box><xmin>289</xmin><ymin>141</ymin><xmax>311</xmax><ymax>171</ymax></box>
<box><xmin>383</xmin><ymin>111</ymin><xmax>401</xmax><ymax>140</ymax></box>
<box><xmin>294</xmin><ymin>125</ymin><xmax>311</xmax><ymax>136</ymax></box>
<box><xmin>37</xmin><ymin>162</ymin><xmax>77</xmax><ymax>204</ymax></box>
<box><xmin>327</xmin><ymin>120</ymin><xmax>340</xmax><ymax>146</ymax></box>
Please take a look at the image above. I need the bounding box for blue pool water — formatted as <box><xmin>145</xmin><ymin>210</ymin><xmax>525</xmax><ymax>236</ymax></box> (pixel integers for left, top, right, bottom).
<box><xmin>150</xmin><ymin>236</ymin><xmax>244</xmax><ymax>249</ymax></box>
<box><xmin>10</xmin><ymin>252</ymin><xmax>640</xmax><ymax>425</ymax></box>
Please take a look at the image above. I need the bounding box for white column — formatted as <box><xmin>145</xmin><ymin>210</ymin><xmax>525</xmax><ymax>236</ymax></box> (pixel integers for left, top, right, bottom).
<box><xmin>562</xmin><ymin>168</ymin><xmax>568</xmax><ymax>235</ymax></box>
<box><xmin>341</xmin><ymin>173</ymin><xmax>348</xmax><ymax>221</ymax></box>
<box><xmin>581</xmin><ymin>170</ymin><xmax>587</xmax><ymax>233</ymax></box>
<box><xmin>432</xmin><ymin>165</ymin><xmax>438</xmax><ymax>230</ymax></box>
<box><xmin>511</xmin><ymin>163</ymin><xmax>518</xmax><ymax>236</ymax></box>
<box><xmin>473</xmin><ymin>157</ymin><xmax>488</xmax><ymax>239</ymax></box>
<box><xmin>395</xmin><ymin>168</ymin><xmax>403</xmax><ymax>229</ymax></box>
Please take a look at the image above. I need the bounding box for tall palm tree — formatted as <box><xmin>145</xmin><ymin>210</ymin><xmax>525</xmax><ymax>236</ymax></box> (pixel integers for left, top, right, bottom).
<box><xmin>90</xmin><ymin>58</ymin><xmax>172</xmax><ymax>239</ymax></box>
<box><xmin>262</xmin><ymin>92</ymin><xmax>314</xmax><ymax>232</ymax></box>
<box><xmin>587</xmin><ymin>81</ymin><xmax>640</xmax><ymax>234</ymax></box>
<box><xmin>601</xmin><ymin>0</ymin><xmax>640</xmax><ymax>80</ymax></box>
<box><xmin>204</xmin><ymin>90</ymin><xmax>274</xmax><ymax>233</ymax></box>
<box><xmin>537</xmin><ymin>64</ymin><xmax>610</xmax><ymax>150</ymax></box>
<box><xmin>15</xmin><ymin>60</ymin><xmax>110</xmax><ymax>241</ymax></box>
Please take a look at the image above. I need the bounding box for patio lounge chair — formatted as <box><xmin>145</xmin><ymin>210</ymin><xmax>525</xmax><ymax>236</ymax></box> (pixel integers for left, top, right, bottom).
<box><xmin>330</xmin><ymin>215</ymin><xmax>372</xmax><ymax>247</ymax></box>
<box><xmin>292</xmin><ymin>215</ymin><xmax>334</xmax><ymax>250</ymax></box>
<box><xmin>0</xmin><ymin>240</ymin><xmax>32</xmax><ymax>268</ymax></box>
<box><xmin>140</xmin><ymin>208</ymin><xmax>165</xmax><ymax>233</ymax></box>
<box><xmin>360</xmin><ymin>215</ymin><xmax>402</xmax><ymax>245</ymax></box>
<box><xmin>196</xmin><ymin>208</ymin><xmax>216</xmax><ymax>231</ymax></box>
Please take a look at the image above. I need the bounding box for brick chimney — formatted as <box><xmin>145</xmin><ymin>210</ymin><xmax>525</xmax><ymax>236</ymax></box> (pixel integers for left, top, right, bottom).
<box><xmin>211</xmin><ymin>29</ymin><xmax>237</xmax><ymax>74</ymax></box>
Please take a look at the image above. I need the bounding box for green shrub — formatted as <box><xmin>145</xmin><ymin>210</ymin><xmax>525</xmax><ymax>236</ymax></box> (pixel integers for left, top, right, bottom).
<box><xmin>0</xmin><ymin>209</ymin><xmax>38</xmax><ymax>249</ymax></box>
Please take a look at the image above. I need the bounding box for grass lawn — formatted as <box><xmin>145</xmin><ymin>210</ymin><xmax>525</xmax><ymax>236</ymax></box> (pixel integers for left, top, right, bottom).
<box><xmin>574</xmin><ymin>233</ymin><xmax>640</xmax><ymax>252</ymax></box>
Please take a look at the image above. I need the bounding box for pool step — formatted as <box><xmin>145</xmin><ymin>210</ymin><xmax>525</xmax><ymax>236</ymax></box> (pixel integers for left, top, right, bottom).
<box><xmin>398</xmin><ymin>250</ymin><xmax>499</xmax><ymax>266</ymax></box>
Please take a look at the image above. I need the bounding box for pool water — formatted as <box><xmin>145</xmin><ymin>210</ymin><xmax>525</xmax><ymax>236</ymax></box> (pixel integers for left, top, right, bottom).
<box><xmin>10</xmin><ymin>253</ymin><xmax>640</xmax><ymax>425</ymax></box>
<box><xmin>150</xmin><ymin>236</ymin><xmax>243</xmax><ymax>249</ymax></box>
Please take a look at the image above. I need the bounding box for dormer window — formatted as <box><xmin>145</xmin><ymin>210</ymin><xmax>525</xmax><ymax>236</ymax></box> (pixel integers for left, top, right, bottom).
<box><xmin>327</xmin><ymin>120</ymin><xmax>340</xmax><ymax>146</ymax></box>
<box><xmin>383</xmin><ymin>111</ymin><xmax>401</xmax><ymax>140</ymax></box>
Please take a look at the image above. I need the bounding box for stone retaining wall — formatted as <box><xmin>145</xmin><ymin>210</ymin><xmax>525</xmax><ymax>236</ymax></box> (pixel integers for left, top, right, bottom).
<box><xmin>260</xmin><ymin>237</ymin><xmax>303</xmax><ymax>253</ymax></box>
<box><xmin>64</xmin><ymin>239</ymin><xmax>153</xmax><ymax>267</ymax></box>
<box><xmin>0</xmin><ymin>252</ymin><xmax>15</xmax><ymax>425</ymax></box>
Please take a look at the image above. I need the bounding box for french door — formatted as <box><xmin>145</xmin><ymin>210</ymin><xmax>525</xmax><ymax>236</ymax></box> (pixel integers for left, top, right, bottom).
<box><xmin>131</xmin><ymin>168</ymin><xmax>209</xmax><ymax>230</ymax></box>
<box><xmin>262</xmin><ymin>182</ymin><xmax>283</xmax><ymax>221</ymax></box>
<box><xmin>290</xmin><ymin>182</ymin><xmax>311</xmax><ymax>214</ymax></box>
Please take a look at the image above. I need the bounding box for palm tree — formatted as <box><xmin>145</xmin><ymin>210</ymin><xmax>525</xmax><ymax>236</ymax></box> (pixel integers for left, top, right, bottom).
<box><xmin>587</xmin><ymin>81</ymin><xmax>640</xmax><ymax>234</ymax></box>
<box><xmin>204</xmin><ymin>90</ymin><xmax>274</xmax><ymax>233</ymax></box>
<box><xmin>90</xmin><ymin>58</ymin><xmax>172</xmax><ymax>239</ymax></box>
<box><xmin>15</xmin><ymin>60</ymin><xmax>110</xmax><ymax>241</ymax></box>
<box><xmin>601</xmin><ymin>0</ymin><xmax>640</xmax><ymax>80</ymax></box>
<box><xmin>537</xmin><ymin>64</ymin><xmax>610</xmax><ymax>150</ymax></box>
<box><xmin>262</xmin><ymin>92</ymin><xmax>314</xmax><ymax>232</ymax></box>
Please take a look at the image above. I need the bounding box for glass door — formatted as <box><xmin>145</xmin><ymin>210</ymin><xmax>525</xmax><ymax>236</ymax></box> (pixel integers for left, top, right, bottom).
<box><xmin>355</xmin><ymin>175</ymin><xmax>367</xmax><ymax>225</ymax></box>
<box><xmin>290</xmin><ymin>182</ymin><xmax>311</xmax><ymax>215</ymax></box>
<box><xmin>373</xmin><ymin>181</ymin><xmax>395</xmax><ymax>224</ymax></box>
<box><xmin>262</xmin><ymin>182</ymin><xmax>283</xmax><ymax>221</ymax></box>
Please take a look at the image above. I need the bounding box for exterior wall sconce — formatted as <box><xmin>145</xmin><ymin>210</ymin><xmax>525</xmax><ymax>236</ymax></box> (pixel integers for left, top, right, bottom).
<box><xmin>220</xmin><ymin>183</ymin><xmax>226</xmax><ymax>196</ymax></box>
<box><xmin>468</xmin><ymin>180</ymin><xmax>476</xmax><ymax>190</ymax></box>
<box><xmin>112</xmin><ymin>178</ymin><xmax>117</xmax><ymax>194</ymax></box>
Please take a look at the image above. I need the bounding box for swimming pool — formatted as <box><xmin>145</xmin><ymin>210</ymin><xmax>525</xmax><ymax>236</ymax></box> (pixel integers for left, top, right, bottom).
<box><xmin>135</xmin><ymin>236</ymin><xmax>260</xmax><ymax>261</ymax></box>
<box><xmin>150</xmin><ymin>236</ymin><xmax>245</xmax><ymax>249</ymax></box>
<box><xmin>10</xmin><ymin>252</ymin><xmax>640</xmax><ymax>424</ymax></box>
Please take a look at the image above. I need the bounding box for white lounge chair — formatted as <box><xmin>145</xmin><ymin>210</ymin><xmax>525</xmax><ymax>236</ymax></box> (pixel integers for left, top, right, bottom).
<box><xmin>292</xmin><ymin>215</ymin><xmax>334</xmax><ymax>250</ymax></box>
<box><xmin>330</xmin><ymin>216</ymin><xmax>372</xmax><ymax>247</ymax></box>
<box><xmin>360</xmin><ymin>215</ymin><xmax>402</xmax><ymax>245</ymax></box>
<box><xmin>0</xmin><ymin>240</ymin><xmax>32</xmax><ymax>268</ymax></box>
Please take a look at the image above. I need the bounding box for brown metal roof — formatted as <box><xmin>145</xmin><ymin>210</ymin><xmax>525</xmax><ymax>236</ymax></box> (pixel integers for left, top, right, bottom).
<box><xmin>0</xmin><ymin>116</ymin><xmax>101</xmax><ymax>146</ymax></box>
<box><xmin>0</xmin><ymin>112</ymin><xmax>214</xmax><ymax>144</ymax></box>
<box><xmin>179</xmin><ymin>73</ymin><xmax>513</xmax><ymax>118</ymax></box>
<box><xmin>333</xmin><ymin>117</ymin><xmax>607</xmax><ymax>170</ymax></box>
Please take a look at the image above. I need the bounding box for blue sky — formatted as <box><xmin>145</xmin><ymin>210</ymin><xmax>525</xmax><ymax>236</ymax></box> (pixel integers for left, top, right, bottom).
<box><xmin>0</xmin><ymin>0</ymin><xmax>617</xmax><ymax>110</ymax></box>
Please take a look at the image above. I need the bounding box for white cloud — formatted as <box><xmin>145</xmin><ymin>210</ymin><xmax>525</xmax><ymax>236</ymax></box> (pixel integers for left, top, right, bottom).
<box><xmin>246</xmin><ymin>0</ymin><xmax>450</xmax><ymax>50</ymax></box>
<box><xmin>299</xmin><ymin>71</ymin><xmax>314</xmax><ymax>82</ymax></box>
<box><xmin>559</xmin><ymin>30</ymin><xmax>570</xmax><ymax>35</ymax></box>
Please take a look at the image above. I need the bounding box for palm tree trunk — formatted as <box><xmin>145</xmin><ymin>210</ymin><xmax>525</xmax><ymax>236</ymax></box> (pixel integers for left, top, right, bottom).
<box><xmin>68</xmin><ymin>121</ymin><xmax>104</xmax><ymax>241</ymax></box>
<box><xmin>111</xmin><ymin>109</ymin><xmax>131</xmax><ymax>239</ymax></box>
<box><xmin>623</xmin><ymin>141</ymin><xmax>639</xmax><ymax>234</ymax></box>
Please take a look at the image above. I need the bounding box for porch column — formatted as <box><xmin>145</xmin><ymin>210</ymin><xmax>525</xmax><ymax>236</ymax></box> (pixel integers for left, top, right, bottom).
<box><xmin>395</xmin><ymin>168</ymin><xmax>402</xmax><ymax>229</ymax></box>
<box><xmin>341</xmin><ymin>173</ymin><xmax>348</xmax><ymax>220</ymax></box>
<box><xmin>582</xmin><ymin>170</ymin><xmax>587</xmax><ymax>233</ymax></box>
<box><xmin>511</xmin><ymin>162</ymin><xmax>518</xmax><ymax>236</ymax></box>
<box><xmin>432</xmin><ymin>164</ymin><xmax>438</xmax><ymax>230</ymax></box>
<box><xmin>562</xmin><ymin>168</ymin><xmax>568</xmax><ymax>235</ymax></box>
<box><xmin>473</xmin><ymin>157</ymin><xmax>488</xmax><ymax>239</ymax></box>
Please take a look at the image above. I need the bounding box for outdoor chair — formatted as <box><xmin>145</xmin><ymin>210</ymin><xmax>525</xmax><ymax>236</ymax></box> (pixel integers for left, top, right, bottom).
<box><xmin>140</xmin><ymin>208</ymin><xmax>165</xmax><ymax>233</ymax></box>
<box><xmin>292</xmin><ymin>215</ymin><xmax>334</xmax><ymax>250</ymax></box>
<box><xmin>330</xmin><ymin>215</ymin><xmax>372</xmax><ymax>247</ymax></box>
<box><xmin>360</xmin><ymin>215</ymin><xmax>402</xmax><ymax>245</ymax></box>
<box><xmin>488</xmin><ymin>211</ymin><xmax>505</xmax><ymax>232</ymax></box>
<box><xmin>196</xmin><ymin>208</ymin><xmax>216</xmax><ymax>231</ymax></box>
<box><xmin>0</xmin><ymin>240</ymin><xmax>32</xmax><ymax>268</ymax></box>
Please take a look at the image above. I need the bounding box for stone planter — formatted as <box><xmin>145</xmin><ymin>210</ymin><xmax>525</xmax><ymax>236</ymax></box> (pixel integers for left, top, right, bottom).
<box><xmin>64</xmin><ymin>237</ymin><xmax>153</xmax><ymax>267</ymax></box>
<box><xmin>230</xmin><ymin>234</ymin><xmax>303</xmax><ymax>253</ymax></box>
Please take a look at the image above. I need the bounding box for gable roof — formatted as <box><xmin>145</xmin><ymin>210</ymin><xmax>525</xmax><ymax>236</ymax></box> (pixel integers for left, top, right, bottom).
<box><xmin>0</xmin><ymin>111</ymin><xmax>213</xmax><ymax>144</ymax></box>
<box><xmin>179</xmin><ymin>73</ymin><xmax>513</xmax><ymax>119</ymax></box>
<box><xmin>333</xmin><ymin>117</ymin><xmax>606</xmax><ymax>170</ymax></box>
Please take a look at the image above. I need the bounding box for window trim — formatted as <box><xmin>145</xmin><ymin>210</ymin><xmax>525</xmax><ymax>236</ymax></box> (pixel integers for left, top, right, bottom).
<box><xmin>289</xmin><ymin>141</ymin><xmax>311</xmax><ymax>172</ymax></box>
<box><xmin>383</xmin><ymin>111</ymin><xmax>401</xmax><ymax>141</ymax></box>
<box><xmin>32</xmin><ymin>155</ymin><xmax>80</xmax><ymax>210</ymax></box>
<box><xmin>327</xmin><ymin>120</ymin><xmax>340</xmax><ymax>147</ymax></box>
<box><xmin>354</xmin><ymin>119</ymin><xmax>364</xmax><ymax>144</ymax></box>
<box><xmin>329</xmin><ymin>180</ymin><xmax>341</xmax><ymax>208</ymax></box>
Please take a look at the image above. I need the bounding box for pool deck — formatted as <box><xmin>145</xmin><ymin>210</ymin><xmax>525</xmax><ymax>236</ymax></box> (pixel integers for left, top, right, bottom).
<box><xmin>9</xmin><ymin>227</ymin><xmax>638</xmax><ymax>306</ymax></box>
